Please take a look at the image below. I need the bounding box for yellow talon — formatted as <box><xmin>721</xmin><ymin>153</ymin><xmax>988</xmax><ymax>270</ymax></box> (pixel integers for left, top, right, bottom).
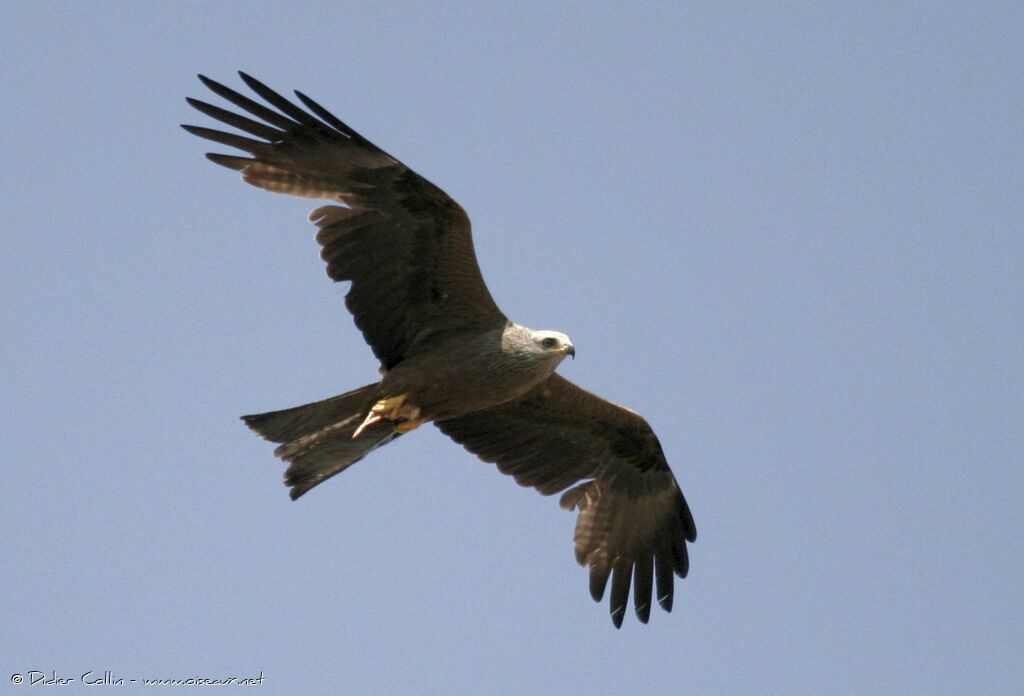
<box><xmin>354</xmin><ymin>394</ymin><xmax>422</xmax><ymax>438</ymax></box>
<box><xmin>370</xmin><ymin>394</ymin><xmax>407</xmax><ymax>418</ymax></box>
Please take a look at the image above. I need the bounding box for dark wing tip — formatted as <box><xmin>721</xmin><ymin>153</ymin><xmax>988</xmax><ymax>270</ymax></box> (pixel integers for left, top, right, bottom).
<box><xmin>246</xmin><ymin>72</ymin><xmax>326</xmax><ymax>128</ymax></box>
<box><xmin>179</xmin><ymin>123</ymin><xmax>206</xmax><ymax>137</ymax></box>
<box><xmin>181</xmin><ymin>126</ymin><xmax>249</xmax><ymax>170</ymax></box>
<box><xmin>609</xmin><ymin>566</ymin><xmax>632</xmax><ymax>629</ymax></box>
<box><xmin>204</xmin><ymin>153</ymin><xmax>249</xmax><ymax>170</ymax></box>
<box><xmin>197</xmin><ymin>73</ymin><xmax>226</xmax><ymax>92</ymax></box>
<box><xmin>634</xmin><ymin>556</ymin><xmax>654</xmax><ymax>623</ymax></box>
<box><xmin>293</xmin><ymin>89</ymin><xmax>360</xmax><ymax>141</ymax></box>
<box><xmin>611</xmin><ymin>605</ymin><xmax>625</xmax><ymax>629</ymax></box>
<box><xmin>237</xmin><ymin>71</ymin><xmax>261</xmax><ymax>91</ymax></box>
<box><xmin>589</xmin><ymin>565</ymin><xmax>610</xmax><ymax>602</ymax></box>
<box><xmin>635</xmin><ymin>602</ymin><xmax>651</xmax><ymax>624</ymax></box>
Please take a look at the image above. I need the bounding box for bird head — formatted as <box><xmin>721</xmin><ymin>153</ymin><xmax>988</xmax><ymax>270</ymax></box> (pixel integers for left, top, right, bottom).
<box><xmin>531</xmin><ymin>330</ymin><xmax>575</xmax><ymax>360</ymax></box>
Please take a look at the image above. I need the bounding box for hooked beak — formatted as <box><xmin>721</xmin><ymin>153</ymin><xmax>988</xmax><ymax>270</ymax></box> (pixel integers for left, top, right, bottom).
<box><xmin>564</xmin><ymin>344</ymin><xmax>576</xmax><ymax>360</ymax></box>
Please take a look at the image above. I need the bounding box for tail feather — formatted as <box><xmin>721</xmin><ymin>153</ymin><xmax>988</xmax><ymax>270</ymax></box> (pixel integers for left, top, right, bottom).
<box><xmin>242</xmin><ymin>383</ymin><xmax>380</xmax><ymax>442</ymax></box>
<box><xmin>242</xmin><ymin>383</ymin><xmax>400</xmax><ymax>499</ymax></box>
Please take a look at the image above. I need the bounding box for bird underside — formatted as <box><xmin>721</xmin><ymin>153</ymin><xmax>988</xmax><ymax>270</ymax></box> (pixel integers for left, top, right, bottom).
<box><xmin>352</xmin><ymin>394</ymin><xmax>423</xmax><ymax>438</ymax></box>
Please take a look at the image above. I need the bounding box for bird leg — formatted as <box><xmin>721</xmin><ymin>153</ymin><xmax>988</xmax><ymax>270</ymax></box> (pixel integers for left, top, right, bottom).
<box><xmin>395</xmin><ymin>416</ymin><xmax>423</xmax><ymax>434</ymax></box>
<box><xmin>352</xmin><ymin>394</ymin><xmax>423</xmax><ymax>438</ymax></box>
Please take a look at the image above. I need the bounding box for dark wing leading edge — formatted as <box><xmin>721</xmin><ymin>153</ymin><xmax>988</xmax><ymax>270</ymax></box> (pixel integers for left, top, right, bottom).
<box><xmin>183</xmin><ymin>72</ymin><xmax>506</xmax><ymax>369</ymax></box>
<box><xmin>436</xmin><ymin>374</ymin><xmax>696</xmax><ymax>628</ymax></box>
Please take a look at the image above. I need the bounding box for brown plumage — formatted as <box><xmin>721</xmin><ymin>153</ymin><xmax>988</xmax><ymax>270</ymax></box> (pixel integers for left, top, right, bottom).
<box><xmin>184</xmin><ymin>72</ymin><xmax>696</xmax><ymax>627</ymax></box>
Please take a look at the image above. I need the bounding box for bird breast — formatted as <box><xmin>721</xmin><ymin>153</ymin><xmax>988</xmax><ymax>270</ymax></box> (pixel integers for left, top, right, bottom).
<box><xmin>379</xmin><ymin>331</ymin><xmax>556</xmax><ymax>421</ymax></box>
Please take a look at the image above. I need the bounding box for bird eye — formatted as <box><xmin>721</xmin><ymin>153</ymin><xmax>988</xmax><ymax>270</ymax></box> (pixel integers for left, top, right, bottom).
<box><xmin>541</xmin><ymin>337</ymin><xmax>558</xmax><ymax>349</ymax></box>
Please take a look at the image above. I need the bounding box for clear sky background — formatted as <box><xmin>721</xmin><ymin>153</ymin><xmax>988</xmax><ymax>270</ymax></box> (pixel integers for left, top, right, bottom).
<box><xmin>3</xmin><ymin>2</ymin><xmax>1022</xmax><ymax>694</ymax></box>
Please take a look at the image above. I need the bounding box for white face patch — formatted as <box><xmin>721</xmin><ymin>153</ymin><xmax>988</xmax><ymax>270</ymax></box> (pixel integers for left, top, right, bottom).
<box><xmin>532</xmin><ymin>330</ymin><xmax>574</xmax><ymax>357</ymax></box>
<box><xmin>502</xmin><ymin>324</ymin><xmax>574</xmax><ymax>359</ymax></box>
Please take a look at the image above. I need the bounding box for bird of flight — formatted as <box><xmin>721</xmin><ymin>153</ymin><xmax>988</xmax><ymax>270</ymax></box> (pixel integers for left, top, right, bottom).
<box><xmin>183</xmin><ymin>73</ymin><xmax>696</xmax><ymax>627</ymax></box>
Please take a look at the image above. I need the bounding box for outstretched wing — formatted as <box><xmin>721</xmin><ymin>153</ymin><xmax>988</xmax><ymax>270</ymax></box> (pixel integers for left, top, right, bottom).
<box><xmin>183</xmin><ymin>72</ymin><xmax>506</xmax><ymax>369</ymax></box>
<box><xmin>436</xmin><ymin>374</ymin><xmax>696</xmax><ymax>628</ymax></box>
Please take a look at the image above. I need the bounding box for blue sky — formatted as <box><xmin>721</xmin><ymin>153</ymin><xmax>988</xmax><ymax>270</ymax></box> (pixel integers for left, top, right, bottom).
<box><xmin>3</xmin><ymin>2</ymin><xmax>1022</xmax><ymax>694</ymax></box>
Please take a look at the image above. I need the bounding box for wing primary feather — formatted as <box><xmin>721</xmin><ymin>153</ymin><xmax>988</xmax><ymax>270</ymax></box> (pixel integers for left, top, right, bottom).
<box><xmin>677</xmin><ymin>546</ymin><xmax>690</xmax><ymax>578</ymax></box>
<box><xmin>683</xmin><ymin>505</ymin><xmax>698</xmax><ymax>542</ymax></box>
<box><xmin>633</xmin><ymin>554</ymin><xmax>653</xmax><ymax>624</ymax></box>
<box><xmin>204</xmin><ymin>153</ymin><xmax>250</xmax><ymax>170</ymax></box>
<box><xmin>185</xmin><ymin>97</ymin><xmax>283</xmax><ymax>141</ymax></box>
<box><xmin>671</xmin><ymin>531</ymin><xmax>690</xmax><ymax>576</ymax></box>
<box><xmin>609</xmin><ymin>564</ymin><xmax>632</xmax><ymax>629</ymax></box>
<box><xmin>589</xmin><ymin>564</ymin><xmax>610</xmax><ymax>602</ymax></box>
<box><xmin>655</xmin><ymin>549</ymin><xmax>675</xmax><ymax>612</ymax></box>
<box><xmin>197</xmin><ymin>74</ymin><xmax>295</xmax><ymax>131</ymax></box>
<box><xmin>294</xmin><ymin>90</ymin><xmax>363</xmax><ymax>141</ymax></box>
<box><xmin>237</xmin><ymin>71</ymin><xmax>323</xmax><ymax>129</ymax></box>
<box><xmin>180</xmin><ymin>125</ymin><xmax>268</xmax><ymax>155</ymax></box>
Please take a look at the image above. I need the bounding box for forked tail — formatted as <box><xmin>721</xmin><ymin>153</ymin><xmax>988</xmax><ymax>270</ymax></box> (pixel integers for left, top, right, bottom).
<box><xmin>242</xmin><ymin>383</ymin><xmax>401</xmax><ymax>499</ymax></box>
